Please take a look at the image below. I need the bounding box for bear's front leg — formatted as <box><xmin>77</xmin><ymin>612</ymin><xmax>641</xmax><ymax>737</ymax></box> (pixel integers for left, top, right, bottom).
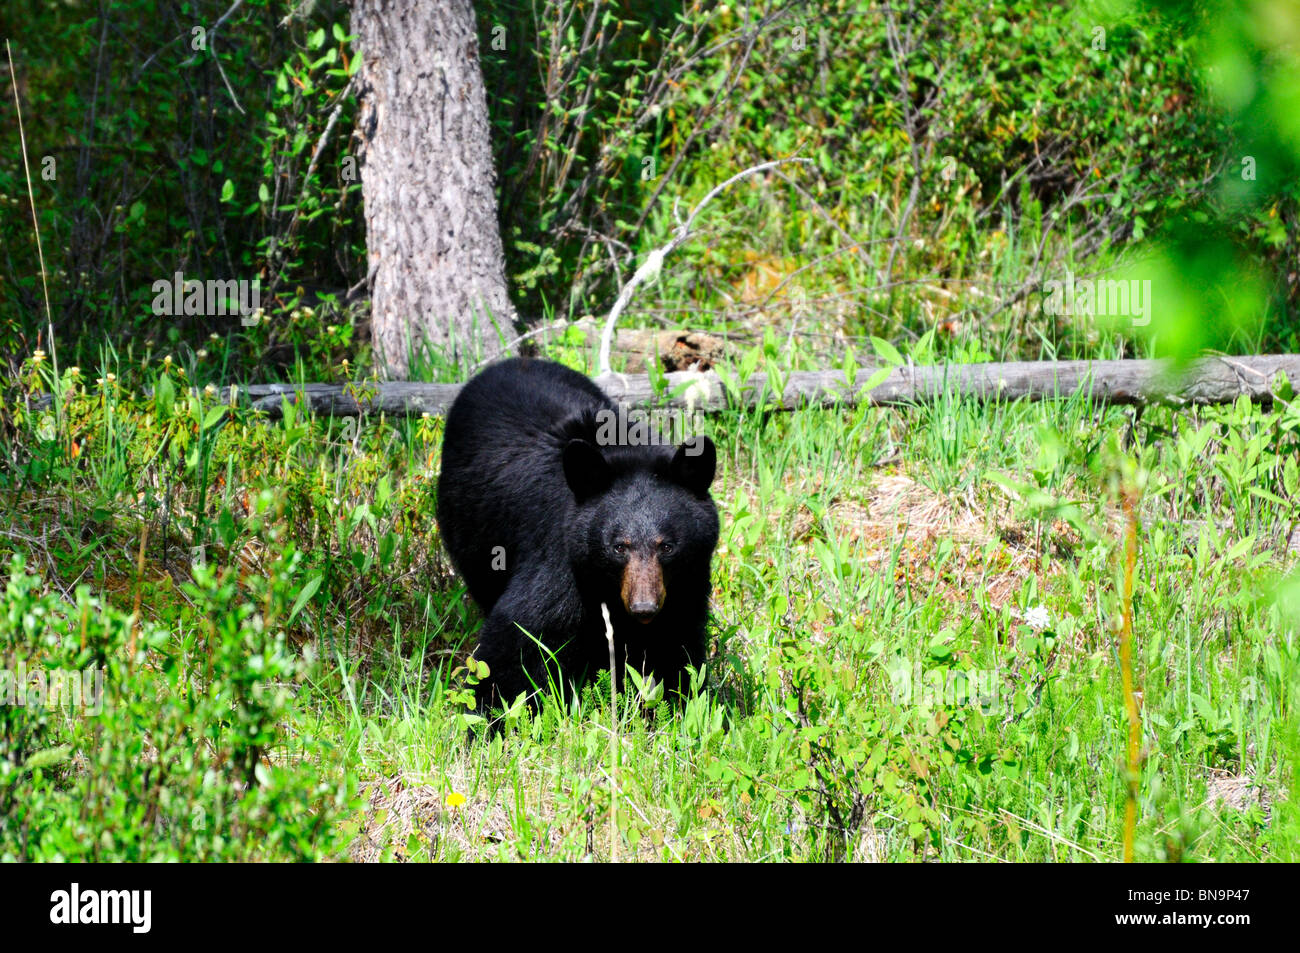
<box><xmin>470</xmin><ymin>610</ymin><xmax>538</xmax><ymax>715</ymax></box>
<box><xmin>471</xmin><ymin>576</ymin><xmax>583</xmax><ymax>716</ymax></box>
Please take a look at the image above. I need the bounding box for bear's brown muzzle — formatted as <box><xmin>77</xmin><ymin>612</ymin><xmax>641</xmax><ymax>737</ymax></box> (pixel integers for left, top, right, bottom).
<box><xmin>621</xmin><ymin>553</ymin><xmax>665</xmax><ymax>623</ymax></box>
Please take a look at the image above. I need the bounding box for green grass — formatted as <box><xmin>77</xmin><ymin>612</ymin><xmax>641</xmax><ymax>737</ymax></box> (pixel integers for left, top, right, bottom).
<box><xmin>3</xmin><ymin>0</ymin><xmax>1298</xmax><ymax>862</ymax></box>
<box><xmin>340</xmin><ymin>379</ymin><xmax>1297</xmax><ymax>862</ymax></box>
<box><xmin>4</xmin><ymin>331</ymin><xmax>1295</xmax><ymax>862</ymax></box>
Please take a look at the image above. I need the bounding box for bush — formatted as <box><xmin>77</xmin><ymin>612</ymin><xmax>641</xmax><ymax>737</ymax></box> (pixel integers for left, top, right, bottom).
<box><xmin>0</xmin><ymin>509</ymin><xmax>355</xmax><ymax>861</ymax></box>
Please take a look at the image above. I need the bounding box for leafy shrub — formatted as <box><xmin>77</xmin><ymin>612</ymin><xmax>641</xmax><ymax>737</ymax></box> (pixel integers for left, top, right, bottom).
<box><xmin>0</xmin><ymin>508</ymin><xmax>355</xmax><ymax>861</ymax></box>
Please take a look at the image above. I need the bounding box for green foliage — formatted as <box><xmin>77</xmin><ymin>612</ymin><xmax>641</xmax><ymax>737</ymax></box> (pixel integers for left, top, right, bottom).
<box><xmin>0</xmin><ymin>0</ymin><xmax>365</xmax><ymax>381</ymax></box>
<box><xmin>3</xmin><ymin>0</ymin><xmax>1299</xmax><ymax>863</ymax></box>
<box><xmin>1</xmin><ymin>538</ymin><xmax>355</xmax><ymax>861</ymax></box>
<box><xmin>467</xmin><ymin>0</ymin><xmax>1267</xmax><ymax>362</ymax></box>
<box><xmin>6</xmin><ymin>0</ymin><xmax>1295</xmax><ymax>377</ymax></box>
<box><xmin>1124</xmin><ymin>0</ymin><xmax>1300</xmax><ymax>357</ymax></box>
<box><xmin>3</xmin><ymin>328</ymin><xmax>1297</xmax><ymax>861</ymax></box>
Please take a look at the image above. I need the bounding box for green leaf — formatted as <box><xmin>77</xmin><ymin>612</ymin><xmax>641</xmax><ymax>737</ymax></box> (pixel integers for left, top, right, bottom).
<box><xmin>202</xmin><ymin>405</ymin><xmax>227</xmax><ymax>431</ymax></box>
<box><xmin>870</xmin><ymin>336</ymin><xmax>904</xmax><ymax>367</ymax></box>
<box><xmin>220</xmin><ymin>179</ymin><xmax>234</xmax><ymax>203</ymax></box>
<box><xmin>1224</xmin><ymin>535</ymin><xmax>1256</xmax><ymax>562</ymax></box>
<box><xmin>1247</xmin><ymin>486</ymin><xmax>1289</xmax><ymax>508</ymax></box>
<box><xmin>857</xmin><ymin>364</ymin><xmax>893</xmax><ymax>396</ymax></box>
<box><xmin>155</xmin><ymin>374</ymin><xmax>175</xmax><ymax>418</ymax></box>
<box><xmin>289</xmin><ymin>574</ymin><xmax>323</xmax><ymax>623</ymax></box>
<box><xmin>1271</xmin><ymin>370</ymin><xmax>1295</xmax><ymax>402</ymax></box>
<box><xmin>23</xmin><ymin>745</ymin><xmax>72</xmax><ymax>771</ymax></box>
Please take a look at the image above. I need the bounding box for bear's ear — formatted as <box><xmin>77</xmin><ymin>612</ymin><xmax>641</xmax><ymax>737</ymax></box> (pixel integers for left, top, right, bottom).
<box><xmin>563</xmin><ymin>439</ymin><xmax>613</xmax><ymax>502</ymax></box>
<box><xmin>670</xmin><ymin>435</ymin><xmax>716</xmax><ymax>496</ymax></box>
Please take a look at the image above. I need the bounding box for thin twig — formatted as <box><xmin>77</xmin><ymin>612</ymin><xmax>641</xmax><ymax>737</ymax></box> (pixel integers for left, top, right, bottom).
<box><xmin>601</xmin><ymin>602</ymin><xmax>618</xmax><ymax>863</ymax></box>
<box><xmin>1118</xmin><ymin>478</ymin><xmax>1143</xmax><ymax>862</ymax></box>
<box><xmin>7</xmin><ymin>41</ymin><xmax>60</xmax><ymax>435</ymax></box>
<box><xmin>180</xmin><ymin>0</ymin><xmax>247</xmax><ymax>113</ymax></box>
<box><xmin>596</xmin><ymin>158</ymin><xmax>811</xmax><ymax>376</ymax></box>
<box><xmin>271</xmin><ymin>75</ymin><xmax>357</xmax><ymax>289</ymax></box>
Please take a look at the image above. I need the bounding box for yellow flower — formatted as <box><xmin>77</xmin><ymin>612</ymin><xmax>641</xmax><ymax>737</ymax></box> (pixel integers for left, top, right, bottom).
<box><xmin>446</xmin><ymin>792</ymin><xmax>467</xmax><ymax>809</ymax></box>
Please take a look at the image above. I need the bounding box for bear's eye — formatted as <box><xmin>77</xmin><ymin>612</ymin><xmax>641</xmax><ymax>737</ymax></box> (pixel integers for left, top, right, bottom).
<box><xmin>613</xmin><ymin>542</ymin><xmax>629</xmax><ymax>556</ymax></box>
<box><xmin>658</xmin><ymin>541</ymin><xmax>674</xmax><ymax>556</ymax></box>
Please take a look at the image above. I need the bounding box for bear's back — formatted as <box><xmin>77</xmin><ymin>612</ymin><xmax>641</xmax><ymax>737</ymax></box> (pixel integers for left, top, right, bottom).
<box><xmin>436</xmin><ymin>359</ymin><xmax>616</xmax><ymax>610</ymax></box>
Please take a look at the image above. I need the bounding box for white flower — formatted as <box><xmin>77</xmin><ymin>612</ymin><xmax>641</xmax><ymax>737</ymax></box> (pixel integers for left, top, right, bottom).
<box><xmin>1022</xmin><ymin>605</ymin><xmax>1052</xmax><ymax>631</ymax></box>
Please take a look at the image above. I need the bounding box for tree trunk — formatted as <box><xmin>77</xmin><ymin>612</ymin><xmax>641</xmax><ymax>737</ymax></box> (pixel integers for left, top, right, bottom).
<box><xmin>352</xmin><ymin>0</ymin><xmax>518</xmax><ymax>379</ymax></box>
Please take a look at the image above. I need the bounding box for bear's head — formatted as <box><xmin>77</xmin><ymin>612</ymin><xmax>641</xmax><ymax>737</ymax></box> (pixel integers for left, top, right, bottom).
<box><xmin>562</xmin><ymin>435</ymin><xmax>718</xmax><ymax>623</ymax></box>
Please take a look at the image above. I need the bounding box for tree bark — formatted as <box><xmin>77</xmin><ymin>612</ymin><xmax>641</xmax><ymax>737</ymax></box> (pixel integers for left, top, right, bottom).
<box><xmin>352</xmin><ymin>0</ymin><xmax>518</xmax><ymax>379</ymax></box>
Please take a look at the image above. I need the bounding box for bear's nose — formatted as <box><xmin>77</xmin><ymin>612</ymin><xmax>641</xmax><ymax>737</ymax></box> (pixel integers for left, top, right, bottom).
<box><xmin>628</xmin><ymin>600</ymin><xmax>660</xmax><ymax>623</ymax></box>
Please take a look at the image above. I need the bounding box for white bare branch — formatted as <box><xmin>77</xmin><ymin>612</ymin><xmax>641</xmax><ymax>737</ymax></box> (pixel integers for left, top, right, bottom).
<box><xmin>595</xmin><ymin>157</ymin><xmax>812</xmax><ymax>377</ymax></box>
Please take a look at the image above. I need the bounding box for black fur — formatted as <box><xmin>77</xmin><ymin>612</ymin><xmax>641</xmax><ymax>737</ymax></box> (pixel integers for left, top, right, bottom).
<box><xmin>436</xmin><ymin>357</ymin><xmax>719</xmax><ymax>712</ymax></box>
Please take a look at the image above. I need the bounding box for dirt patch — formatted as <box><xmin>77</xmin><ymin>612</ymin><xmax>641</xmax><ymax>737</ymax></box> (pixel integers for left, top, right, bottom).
<box><xmin>349</xmin><ymin>775</ymin><xmax>547</xmax><ymax>862</ymax></box>
<box><xmin>1204</xmin><ymin>769</ymin><xmax>1270</xmax><ymax>815</ymax></box>
<box><xmin>803</xmin><ymin>473</ymin><xmax>1077</xmax><ymax>612</ymax></box>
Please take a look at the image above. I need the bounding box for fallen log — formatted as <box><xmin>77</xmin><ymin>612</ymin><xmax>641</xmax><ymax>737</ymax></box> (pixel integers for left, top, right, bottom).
<box><xmin>232</xmin><ymin>354</ymin><xmax>1300</xmax><ymax>418</ymax></box>
<box><xmin>518</xmin><ymin>315</ymin><xmax>734</xmax><ymax>373</ymax></box>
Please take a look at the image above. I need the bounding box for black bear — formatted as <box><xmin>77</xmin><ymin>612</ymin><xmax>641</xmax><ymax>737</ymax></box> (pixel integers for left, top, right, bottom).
<box><xmin>436</xmin><ymin>357</ymin><xmax>719</xmax><ymax>713</ymax></box>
